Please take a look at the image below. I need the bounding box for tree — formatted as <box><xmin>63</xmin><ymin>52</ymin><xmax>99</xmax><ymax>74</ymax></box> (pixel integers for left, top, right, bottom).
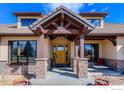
<box><xmin>24</xmin><ymin>41</ymin><xmax>34</xmax><ymax>62</ymax></box>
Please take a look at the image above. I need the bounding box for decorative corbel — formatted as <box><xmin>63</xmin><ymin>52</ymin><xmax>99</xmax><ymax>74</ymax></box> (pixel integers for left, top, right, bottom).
<box><xmin>107</xmin><ymin>37</ymin><xmax>117</xmax><ymax>46</ymax></box>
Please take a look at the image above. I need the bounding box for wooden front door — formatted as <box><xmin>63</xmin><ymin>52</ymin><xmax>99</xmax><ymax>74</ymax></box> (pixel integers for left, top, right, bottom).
<box><xmin>55</xmin><ymin>45</ymin><xmax>66</xmax><ymax>64</ymax></box>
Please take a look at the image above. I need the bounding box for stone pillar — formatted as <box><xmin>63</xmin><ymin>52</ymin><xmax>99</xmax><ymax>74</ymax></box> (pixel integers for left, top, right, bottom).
<box><xmin>79</xmin><ymin>34</ymin><xmax>84</xmax><ymax>58</ymax></box>
<box><xmin>78</xmin><ymin>58</ymin><xmax>88</xmax><ymax>79</ymax></box>
<box><xmin>35</xmin><ymin>58</ymin><xmax>48</xmax><ymax>79</ymax></box>
<box><xmin>73</xmin><ymin>57</ymin><xmax>78</xmax><ymax>74</ymax></box>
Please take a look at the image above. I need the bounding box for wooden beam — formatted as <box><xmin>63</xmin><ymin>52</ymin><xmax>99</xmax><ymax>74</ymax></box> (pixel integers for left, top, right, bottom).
<box><xmin>79</xmin><ymin>27</ymin><xmax>89</xmax><ymax>35</ymax></box>
<box><xmin>52</xmin><ymin>22</ymin><xmax>59</xmax><ymax>29</ymax></box>
<box><xmin>64</xmin><ymin>21</ymin><xmax>71</xmax><ymax>29</ymax></box>
<box><xmin>60</xmin><ymin>13</ymin><xmax>64</xmax><ymax>27</ymax></box>
<box><xmin>65</xmin><ymin>18</ymin><xmax>82</xmax><ymax>29</ymax></box>
<box><xmin>44</xmin><ymin>29</ymin><xmax>80</xmax><ymax>35</ymax></box>
<box><xmin>44</xmin><ymin>32</ymin><xmax>79</xmax><ymax>35</ymax></box>
<box><xmin>43</xmin><ymin>17</ymin><xmax>60</xmax><ymax>29</ymax></box>
<box><xmin>107</xmin><ymin>37</ymin><xmax>117</xmax><ymax>46</ymax></box>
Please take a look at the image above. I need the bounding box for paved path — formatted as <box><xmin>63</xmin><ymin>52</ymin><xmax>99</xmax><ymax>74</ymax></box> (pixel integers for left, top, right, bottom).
<box><xmin>30</xmin><ymin>67</ymin><xmax>94</xmax><ymax>85</ymax></box>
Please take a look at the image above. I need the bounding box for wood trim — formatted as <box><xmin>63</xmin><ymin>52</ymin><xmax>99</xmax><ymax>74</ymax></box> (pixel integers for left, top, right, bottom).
<box><xmin>64</xmin><ymin>21</ymin><xmax>71</xmax><ymax>29</ymax></box>
<box><xmin>107</xmin><ymin>37</ymin><xmax>117</xmax><ymax>46</ymax></box>
<box><xmin>52</xmin><ymin>22</ymin><xmax>59</xmax><ymax>29</ymax></box>
<box><xmin>60</xmin><ymin>12</ymin><xmax>64</xmax><ymax>27</ymax></box>
<box><xmin>65</xmin><ymin>18</ymin><xmax>82</xmax><ymax>29</ymax></box>
<box><xmin>43</xmin><ymin>17</ymin><xmax>60</xmax><ymax>29</ymax></box>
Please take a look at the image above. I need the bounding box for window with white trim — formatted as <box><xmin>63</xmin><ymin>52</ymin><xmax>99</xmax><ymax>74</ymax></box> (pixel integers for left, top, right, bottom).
<box><xmin>21</xmin><ymin>19</ymin><xmax>37</xmax><ymax>27</ymax></box>
<box><xmin>87</xmin><ymin>19</ymin><xmax>101</xmax><ymax>27</ymax></box>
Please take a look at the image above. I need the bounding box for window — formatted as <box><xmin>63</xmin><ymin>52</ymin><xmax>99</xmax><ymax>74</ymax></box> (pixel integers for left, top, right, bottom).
<box><xmin>84</xmin><ymin>44</ymin><xmax>99</xmax><ymax>62</ymax></box>
<box><xmin>78</xmin><ymin>44</ymin><xmax>99</xmax><ymax>62</ymax></box>
<box><xmin>9</xmin><ymin>40</ymin><xmax>37</xmax><ymax>63</ymax></box>
<box><xmin>21</xmin><ymin>19</ymin><xmax>37</xmax><ymax>27</ymax></box>
<box><xmin>87</xmin><ymin>19</ymin><xmax>100</xmax><ymax>27</ymax></box>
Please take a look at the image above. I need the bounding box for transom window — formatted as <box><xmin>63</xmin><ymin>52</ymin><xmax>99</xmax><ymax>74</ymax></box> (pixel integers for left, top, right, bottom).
<box><xmin>21</xmin><ymin>19</ymin><xmax>37</xmax><ymax>27</ymax></box>
<box><xmin>9</xmin><ymin>40</ymin><xmax>37</xmax><ymax>63</ymax></box>
<box><xmin>87</xmin><ymin>19</ymin><xmax>101</xmax><ymax>27</ymax></box>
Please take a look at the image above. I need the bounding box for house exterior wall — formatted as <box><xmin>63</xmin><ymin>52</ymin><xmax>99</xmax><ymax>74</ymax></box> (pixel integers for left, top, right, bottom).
<box><xmin>102</xmin><ymin>39</ymin><xmax>117</xmax><ymax>70</ymax></box>
<box><xmin>0</xmin><ymin>36</ymin><xmax>39</xmax><ymax>61</ymax></box>
<box><xmin>0</xmin><ymin>35</ymin><xmax>51</xmax><ymax>76</ymax></box>
<box><xmin>117</xmin><ymin>36</ymin><xmax>124</xmax><ymax>60</ymax></box>
<box><xmin>102</xmin><ymin>39</ymin><xmax>117</xmax><ymax>59</ymax></box>
<box><xmin>84</xmin><ymin>39</ymin><xmax>117</xmax><ymax>60</ymax></box>
<box><xmin>1</xmin><ymin>35</ymin><xmax>124</xmax><ymax>74</ymax></box>
<box><xmin>17</xmin><ymin>16</ymin><xmax>41</xmax><ymax>28</ymax></box>
<box><xmin>116</xmin><ymin>36</ymin><xmax>124</xmax><ymax>72</ymax></box>
<box><xmin>85</xmin><ymin>38</ymin><xmax>124</xmax><ymax>72</ymax></box>
<box><xmin>85</xmin><ymin>39</ymin><xmax>118</xmax><ymax>71</ymax></box>
<box><xmin>84</xmin><ymin>17</ymin><xmax>104</xmax><ymax>28</ymax></box>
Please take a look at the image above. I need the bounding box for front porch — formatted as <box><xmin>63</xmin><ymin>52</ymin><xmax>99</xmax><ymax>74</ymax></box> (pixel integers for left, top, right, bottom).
<box><xmin>29</xmin><ymin>6</ymin><xmax>95</xmax><ymax>79</ymax></box>
<box><xmin>29</xmin><ymin>66</ymin><xmax>122</xmax><ymax>85</ymax></box>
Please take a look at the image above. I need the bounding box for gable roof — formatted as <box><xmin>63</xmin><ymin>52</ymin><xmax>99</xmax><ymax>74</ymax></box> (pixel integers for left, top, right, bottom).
<box><xmin>29</xmin><ymin>6</ymin><xmax>95</xmax><ymax>31</ymax></box>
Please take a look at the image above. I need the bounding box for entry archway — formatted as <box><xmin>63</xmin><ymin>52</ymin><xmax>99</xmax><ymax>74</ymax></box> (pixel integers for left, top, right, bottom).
<box><xmin>51</xmin><ymin>36</ymin><xmax>70</xmax><ymax>66</ymax></box>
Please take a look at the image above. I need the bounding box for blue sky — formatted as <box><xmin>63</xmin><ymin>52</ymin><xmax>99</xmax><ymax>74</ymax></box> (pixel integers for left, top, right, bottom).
<box><xmin>0</xmin><ymin>3</ymin><xmax>124</xmax><ymax>24</ymax></box>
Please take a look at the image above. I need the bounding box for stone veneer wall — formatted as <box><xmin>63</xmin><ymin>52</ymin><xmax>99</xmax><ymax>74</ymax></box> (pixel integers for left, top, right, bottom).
<box><xmin>104</xmin><ymin>59</ymin><xmax>117</xmax><ymax>71</ymax></box>
<box><xmin>104</xmin><ymin>59</ymin><xmax>124</xmax><ymax>73</ymax></box>
<box><xmin>0</xmin><ymin>58</ymin><xmax>51</xmax><ymax>78</ymax></box>
<box><xmin>117</xmin><ymin>60</ymin><xmax>124</xmax><ymax>73</ymax></box>
<box><xmin>0</xmin><ymin>61</ymin><xmax>36</xmax><ymax>75</ymax></box>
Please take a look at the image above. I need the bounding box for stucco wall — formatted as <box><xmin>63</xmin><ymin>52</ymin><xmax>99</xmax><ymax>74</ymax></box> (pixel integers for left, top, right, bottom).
<box><xmin>0</xmin><ymin>36</ymin><xmax>49</xmax><ymax>61</ymax></box>
<box><xmin>84</xmin><ymin>40</ymin><xmax>103</xmax><ymax>58</ymax></box>
<box><xmin>102</xmin><ymin>39</ymin><xmax>117</xmax><ymax>59</ymax></box>
<box><xmin>85</xmin><ymin>39</ymin><xmax>117</xmax><ymax>59</ymax></box>
<box><xmin>117</xmin><ymin>36</ymin><xmax>124</xmax><ymax>60</ymax></box>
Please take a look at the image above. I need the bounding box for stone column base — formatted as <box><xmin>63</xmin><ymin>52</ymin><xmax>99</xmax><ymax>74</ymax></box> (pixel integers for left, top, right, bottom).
<box><xmin>72</xmin><ymin>57</ymin><xmax>78</xmax><ymax>74</ymax></box>
<box><xmin>78</xmin><ymin>58</ymin><xmax>88</xmax><ymax>79</ymax></box>
<box><xmin>35</xmin><ymin>58</ymin><xmax>48</xmax><ymax>79</ymax></box>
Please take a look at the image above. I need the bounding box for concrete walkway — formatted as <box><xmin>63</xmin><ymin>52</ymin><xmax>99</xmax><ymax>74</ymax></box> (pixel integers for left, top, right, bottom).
<box><xmin>30</xmin><ymin>67</ymin><xmax>94</xmax><ymax>85</ymax></box>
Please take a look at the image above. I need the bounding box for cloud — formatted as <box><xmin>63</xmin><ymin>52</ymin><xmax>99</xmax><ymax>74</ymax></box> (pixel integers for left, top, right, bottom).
<box><xmin>47</xmin><ymin>3</ymin><xmax>84</xmax><ymax>13</ymax></box>
<box><xmin>91</xmin><ymin>9</ymin><xmax>96</xmax><ymax>12</ymax></box>
<box><xmin>101</xmin><ymin>7</ymin><xmax>109</xmax><ymax>12</ymax></box>
<box><xmin>88</xmin><ymin>3</ymin><xmax>94</xmax><ymax>6</ymax></box>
